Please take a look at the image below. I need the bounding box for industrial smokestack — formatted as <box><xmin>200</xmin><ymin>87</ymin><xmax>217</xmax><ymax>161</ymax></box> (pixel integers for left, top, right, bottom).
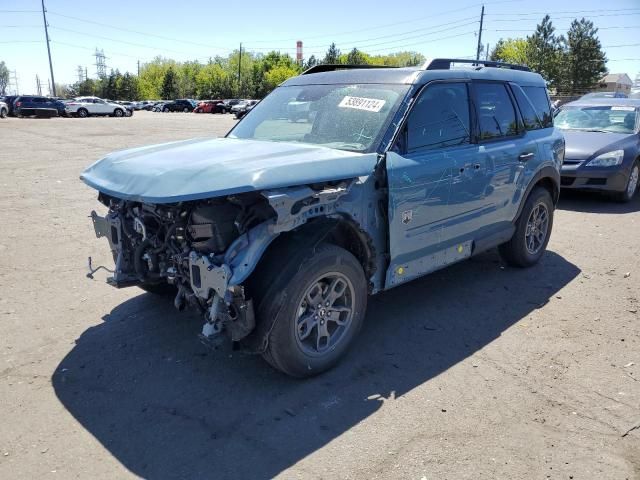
<box><xmin>296</xmin><ymin>41</ymin><xmax>303</xmax><ymax>64</ymax></box>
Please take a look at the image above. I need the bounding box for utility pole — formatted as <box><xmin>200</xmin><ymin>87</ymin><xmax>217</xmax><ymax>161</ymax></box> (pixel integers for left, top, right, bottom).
<box><xmin>475</xmin><ymin>5</ymin><xmax>485</xmax><ymax>62</ymax></box>
<box><xmin>485</xmin><ymin>43</ymin><xmax>490</xmax><ymax>61</ymax></box>
<box><xmin>41</xmin><ymin>0</ymin><xmax>56</xmax><ymax>96</ymax></box>
<box><xmin>36</xmin><ymin>75</ymin><xmax>42</xmax><ymax>95</ymax></box>
<box><xmin>85</xmin><ymin>67</ymin><xmax>88</xmax><ymax>81</ymax></box>
<box><xmin>238</xmin><ymin>43</ymin><xmax>242</xmax><ymax>97</ymax></box>
<box><xmin>137</xmin><ymin>60</ymin><xmax>140</xmax><ymax>76</ymax></box>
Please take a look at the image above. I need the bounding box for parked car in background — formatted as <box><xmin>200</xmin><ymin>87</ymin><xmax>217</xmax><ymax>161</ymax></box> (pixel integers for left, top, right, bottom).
<box><xmin>161</xmin><ymin>99</ymin><xmax>197</xmax><ymax>112</ymax></box>
<box><xmin>14</xmin><ymin>95</ymin><xmax>66</xmax><ymax>117</ymax></box>
<box><xmin>555</xmin><ymin>98</ymin><xmax>639</xmax><ymax>202</ymax></box>
<box><xmin>151</xmin><ymin>102</ymin><xmax>167</xmax><ymax>112</ymax></box>
<box><xmin>580</xmin><ymin>92</ymin><xmax>628</xmax><ymax>99</ymax></box>
<box><xmin>64</xmin><ymin>97</ymin><xmax>129</xmax><ymax>118</ymax></box>
<box><xmin>223</xmin><ymin>99</ymin><xmax>241</xmax><ymax>111</ymax></box>
<box><xmin>116</xmin><ymin>101</ymin><xmax>135</xmax><ymax>117</ymax></box>
<box><xmin>1</xmin><ymin>95</ymin><xmax>18</xmax><ymax>116</ymax></box>
<box><xmin>0</xmin><ymin>100</ymin><xmax>7</xmax><ymax>118</ymax></box>
<box><xmin>232</xmin><ymin>99</ymin><xmax>259</xmax><ymax>119</ymax></box>
<box><xmin>194</xmin><ymin>99</ymin><xmax>228</xmax><ymax>113</ymax></box>
<box><xmin>81</xmin><ymin>59</ymin><xmax>563</xmax><ymax>377</ymax></box>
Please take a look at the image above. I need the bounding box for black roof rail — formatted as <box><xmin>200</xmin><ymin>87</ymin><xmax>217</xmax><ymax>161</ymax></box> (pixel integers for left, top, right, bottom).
<box><xmin>302</xmin><ymin>64</ymin><xmax>395</xmax><ymax>75</ymax></box>
<box><xmin>425</xmin><ymin>58</ymin><xmax>531</xmax><ymax>72</ymax></box>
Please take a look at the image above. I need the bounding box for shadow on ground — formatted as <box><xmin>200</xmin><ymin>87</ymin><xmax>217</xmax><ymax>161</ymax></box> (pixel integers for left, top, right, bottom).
<box><xmin>557</xmin><ymin>189</ymin><xmax>640</xmax><ymax>214</ymax></box>
<box><xmin>53</xmin><ymin>250</ymin><xmax>579</xmax><ymax>479</ymax></box>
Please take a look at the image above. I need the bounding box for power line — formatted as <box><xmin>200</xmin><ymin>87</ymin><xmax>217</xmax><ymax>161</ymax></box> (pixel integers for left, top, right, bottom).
<box><xmin>487</xmin><ymin>7</ymin><xmax>640</xmax><ymax>16</ymax></box>
<box><xmin>47</xmin><ymin>11</ymin><xmax>232</xmax><ymax>51</ymax></box>
<box><xmin>489</xmin><ymin>12</ymin><xmax>640</xmax><ymax>22</ymax></box>
<box><xmin>304</xmin><ymin>17</ymin><xmax>479</xmax><ymax>50</ymax></box>
<box><xmin>325</xmin><ymin>20</ymin><xmax>479</xmax><ymax>51</ymax></box>
<box><xmin>490</xmin><ymin>25</ymin><xmax>640</xmax><ymax>32</ymax></box>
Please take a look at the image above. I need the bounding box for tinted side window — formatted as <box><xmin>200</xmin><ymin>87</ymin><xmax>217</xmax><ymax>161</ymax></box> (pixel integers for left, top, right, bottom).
<box><xmin>475</xmin><ymin>82</ymin><xmax>519</xmax><ymax>140</ymax></box>
<box><xmin>511</xmin><ymin>84</ymin><xmax>542</xmax><ymax>130</ymax></box>
<box><xmin>406</xmin><ymin>82</ymin><xmax>470</xmax><ymax>151</ymax></box>
<box><xmin>522</xmin><ymin>86</ymin><xmax>553</xmax><ymax>128</ymax></box>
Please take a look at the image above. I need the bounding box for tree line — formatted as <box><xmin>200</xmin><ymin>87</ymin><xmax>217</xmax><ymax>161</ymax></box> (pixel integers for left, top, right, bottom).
<box><xmin>67</xmin><ymin>47</ymin><xmax>425</xmax><ymax>101</ymax></box>
<box><xmin>490</xmin><ymin>16</ymin><xmax>608</xmax><ymax>96</ymax></box>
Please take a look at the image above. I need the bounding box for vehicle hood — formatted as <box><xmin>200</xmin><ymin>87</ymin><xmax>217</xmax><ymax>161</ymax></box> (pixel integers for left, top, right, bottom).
<box><xmin>80</xmin><ymin>137</ymin><xmax>378</xmax><ymax>203</ymax></box>
<box><xmin>561</xmin><ymin>130</ymin><xmax>632</xmax><ymax>159</ymax></box>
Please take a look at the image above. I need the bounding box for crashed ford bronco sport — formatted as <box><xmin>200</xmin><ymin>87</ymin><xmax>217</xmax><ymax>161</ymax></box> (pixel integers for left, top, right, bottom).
<box><xmin>81</xmin><ymin>59</ymin><xmax>564</xmax><ymax>377</ymax></box>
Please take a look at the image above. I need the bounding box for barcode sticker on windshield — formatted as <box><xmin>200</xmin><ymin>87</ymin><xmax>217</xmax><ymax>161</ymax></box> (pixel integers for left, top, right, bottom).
<box><xmin>338</xmin><ymin>96</ymin><xmax>386</xmax><ymax>112</ymax></box>
<box><xmin>611</xmin><ymin>106</ymin><xmax>635</xmax><ymax>111</ymax></box>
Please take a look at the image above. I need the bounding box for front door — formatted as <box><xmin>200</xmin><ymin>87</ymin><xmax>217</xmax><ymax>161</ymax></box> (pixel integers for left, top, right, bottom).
<box><xmin>386</xmin><ymin>81</ymin><xmax>474</xmax><ymax>288</ymax></box>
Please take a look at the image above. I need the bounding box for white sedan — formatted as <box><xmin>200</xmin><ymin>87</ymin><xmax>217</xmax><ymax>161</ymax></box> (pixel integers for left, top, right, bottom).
<box><xmin>64</xmin><ymin>97</ymin><xmax>128</xmax><ymax>118</ymax></box>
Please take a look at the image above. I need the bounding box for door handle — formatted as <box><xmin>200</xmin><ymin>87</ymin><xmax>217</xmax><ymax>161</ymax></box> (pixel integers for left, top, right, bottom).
<box><xmin>519</xmin><ymin>152</ymin><xmax>535</xmax><ymax>162</ymax></box>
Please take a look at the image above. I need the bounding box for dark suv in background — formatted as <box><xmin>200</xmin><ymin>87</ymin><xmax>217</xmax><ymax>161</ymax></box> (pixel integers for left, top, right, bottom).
<box><xmin>162</xmin><ymin>99</ymin><xmax>196</xmax><ymax>112</ymax></box>
<box><xmin>14</xmin><ymin>96</ymin><xmax>66</xmax><ymax>117</ymax></box>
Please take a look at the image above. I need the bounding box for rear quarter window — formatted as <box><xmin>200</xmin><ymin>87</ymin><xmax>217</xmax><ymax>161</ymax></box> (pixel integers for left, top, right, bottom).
<box><xmin>521</xmin><ymin>86</ymin><xmax>553</xmax><ymax>128</ymax></box>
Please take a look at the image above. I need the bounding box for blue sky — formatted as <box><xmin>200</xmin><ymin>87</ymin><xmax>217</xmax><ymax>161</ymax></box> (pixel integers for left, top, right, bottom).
<box><xmin>1</xmin><ymin>0</ymin><xmax>639</xmax><ymax>95</ymax></box>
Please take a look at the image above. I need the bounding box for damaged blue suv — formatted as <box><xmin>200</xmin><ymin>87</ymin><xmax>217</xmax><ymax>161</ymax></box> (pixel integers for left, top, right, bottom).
<box><xmin>82</xmin><ymin>59</ymin><xmax>564</xmax><ymax>377</ymax></box>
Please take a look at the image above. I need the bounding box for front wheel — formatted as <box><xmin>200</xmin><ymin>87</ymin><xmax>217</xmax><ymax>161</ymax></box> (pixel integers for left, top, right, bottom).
<box><xmin>163</xmin><ymin>107</ymin><xmax>169</xmax><ymax>113</ymax></box>
<box><xmin>113</xmin><ymin>108</ymin><xmax>124</xmax><ymax>117</ymax></box>
<box><xmin>183</xmin><ymin>107</ymin><xmax>189</xmax><ymax>113</ymax></box>
<box><xmin>499</xmin><ymin>187</ymin><xmax>554</xmax><ymax>267</ymax></box>
<box><xmin>258</xmin><ymin>244</ymin><xmax>367</xmax><ymax>377</ymax></box>
<box><xmin>77</xmin><ymin>108</ymin><xmax>89</xmax><ymax>118</ymax></box>
<box><xmin>615</xmin><ymin>161</ymin><xmax>639</xmax><ymax>203</ymax></box>
<box><xmin>0</xmin><ymin>108</ymin><xmax>6</xmax><ymax>118</ymax></box>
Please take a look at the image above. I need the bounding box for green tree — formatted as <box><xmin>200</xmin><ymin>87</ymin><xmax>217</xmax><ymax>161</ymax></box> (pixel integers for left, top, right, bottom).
<box><xmin>562</xmin><ymin>18</ymin><xmax>607</xmax><ymax>95</ymax></box>
<box><xmin>346</xmin><ymin>48</ymin><xmax>368</xmax><ymax>65</ymax></box>
<box><xmin>101</xmin><ymin>69</ymin><xmax>118</xmax><ymax>99</ymax></box>
<box><xmin>526</xmin><ymin>15</ymin><xmax>565</xmax><ymax>90</ymax></box>
<box><xmin>264</xmin><ymin>64</ymin><xmax>300</xmax><ymax>89</ymax></box>
<box><xmin>120</xmin><ymin>72</ymin><xmax>139</xmax><ymax>100</ymax></box>
<box><xmin>304</xmin><ymin>55</ymin><xmax>319</xmax><ymax>70</ymax></box>
<box><xmin>323</xmin><ymin>43</ymin><xmax>341</xmax><ymax>64</ymax></box>
<box><xmin>490</xmin><ymin>38</ymin><xmax>530</xmax><ymax>65</ymax></box>
<box><xmin>0</xmin><ymin>61</ymin><xmax>8</xmax><ymax>95</ymax></box>
<box><xmin>161</xmin><ymin>66</ymin><xmax>179</xmax><ymax>99</ymax></box>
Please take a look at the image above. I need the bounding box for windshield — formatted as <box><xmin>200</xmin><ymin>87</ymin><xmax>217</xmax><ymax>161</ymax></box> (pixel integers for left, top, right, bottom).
<box><xmin>555</xmin><ymin>105</ymin><xmax>638</xmax><ymax>134</ymax></box>
<box><xmin>228</xmin><ymin>84</ymin><xmax>409</xmax><ymax>153</ymax></box>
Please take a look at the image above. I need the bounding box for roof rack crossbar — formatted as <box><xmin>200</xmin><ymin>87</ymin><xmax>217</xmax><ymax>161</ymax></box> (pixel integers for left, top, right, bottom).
<box><xmin>302</xmin><ymin>64</ymin><xmax>395</xmax><ymax>75</ymax></box>
<box><xmin>425</xmin><ymin>58</ymin><xmax>530</xmax><ymax>72</ymax></box>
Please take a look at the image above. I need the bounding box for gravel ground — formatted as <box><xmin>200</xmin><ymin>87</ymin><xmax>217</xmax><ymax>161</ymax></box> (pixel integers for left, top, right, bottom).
<box><xmin>0</xmin><ymin>111</ymin><xmax>639</xmax><ymax>480</ymax></box>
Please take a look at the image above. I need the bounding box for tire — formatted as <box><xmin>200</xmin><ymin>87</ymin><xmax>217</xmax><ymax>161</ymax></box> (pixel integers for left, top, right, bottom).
<box><xmin>183</xmin><ymin>107</ymin><xmax>189</xmax><ymax>113</ymax></box>
<box><xmin>0</xmin><ymin>107</ymin><xmax>6</xmax><ymax>118</ymax></box>
<box><xmin>614</xmin><ymin>161</ymin><xmax>639</xmax><ymax>203</ymax></box>
<box><xmin>77</xmin><ymin>108</ymin><xmax>89</xmax><ymax>118</ymax></box>
<box><xmin>256</xmin><ymin>243</ymin><xmax>367</xmax><ymax>377</ymax></box>
<box><xmin>163</xmin><ymin>107</ymin><xmax>169</xmax><ymax>113</ymax></box>
<box><xmin>499</xmin><ymin>186</ymin><xmax>554</xmax><ymax>268</ymax></box>
<box><xmin>113</xmin><ymin>108</ymin><xmax>124</xmax><ymax>117</ymax></box>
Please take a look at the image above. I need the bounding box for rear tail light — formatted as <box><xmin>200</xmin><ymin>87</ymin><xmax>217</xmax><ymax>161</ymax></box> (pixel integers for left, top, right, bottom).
<box><xmin>15</xmin><ymin>101</ymin><xmax>21</xmax><ymax>107</ymax></box>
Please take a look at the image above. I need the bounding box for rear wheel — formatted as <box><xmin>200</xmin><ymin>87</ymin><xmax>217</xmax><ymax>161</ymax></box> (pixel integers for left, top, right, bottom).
<box><xmin>113</xmin><ymin>108</ymin><xmax>124</xmax><ymax>117</ymax></box>
<box><xmin>0</xmin><ymin>107</ymin><xmax>6</xmax><ymax>118</ymax></box>
<box><xmin>615</xmin><ymin>161</ymin><xmax>639</xmax><ymax>203</ymax></box>
<box><xmin>256</xmin><ymin>244</ymin><xmax>367</xmax><ymax>377</ymax></box>
<box><xmin>183</xmin><ymin>107</ymin><xmax>189</xmax><ymax>113</ymax></box>
<box><xmin>499</xmin><ymin>187</ymin><xmax>554</xmax><ymax>267</ymax></box>
<box><xmin>163</xmin><ymin>107</ymin><xmax>169</xmax><ymax>113</ymax></box>
<box><xmin>77</xmin><ymin>108</ymin><xmax>88</xmax><ymax>118</ymax></box>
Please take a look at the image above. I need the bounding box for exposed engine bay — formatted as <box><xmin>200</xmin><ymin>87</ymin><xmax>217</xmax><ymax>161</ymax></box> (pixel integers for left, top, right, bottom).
<box><xmin>88</xmin><ymin>182</ymin><xmax>357</xmax><ymax>346</ymax></box>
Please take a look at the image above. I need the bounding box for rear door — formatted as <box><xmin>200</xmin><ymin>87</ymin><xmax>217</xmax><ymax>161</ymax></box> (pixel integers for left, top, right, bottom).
<box><xmin>468</xmin><ymin>81</ymin><xmax>527</xmax><ymax>229</ymax></box>
<box><xmin>386</xmin><ymin>81</ymin><xmax>476</xmax><ymax>287</ymax></box>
